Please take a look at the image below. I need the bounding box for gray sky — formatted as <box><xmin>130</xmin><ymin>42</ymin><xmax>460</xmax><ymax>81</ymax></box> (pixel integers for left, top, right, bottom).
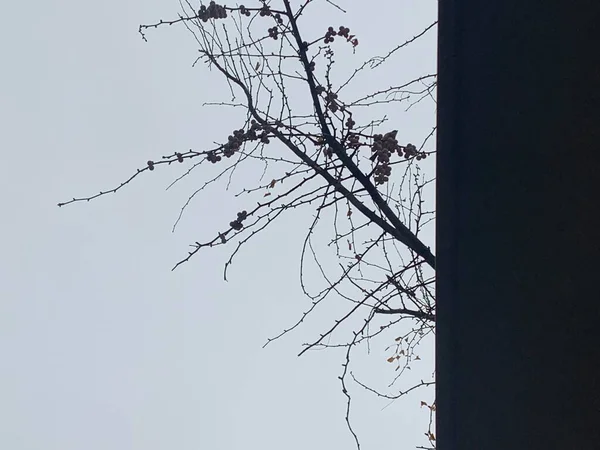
<box><xmin>1</xmin><ymin>1</ymin><xmax>437</xmax><ymax>449</ymax></box>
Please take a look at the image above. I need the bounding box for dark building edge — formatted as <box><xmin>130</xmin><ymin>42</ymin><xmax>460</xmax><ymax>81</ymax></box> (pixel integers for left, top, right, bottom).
<box><xmin>436</xmin><ymin>1</ymin><xmax>600</xmax><ymax>449</ymax></box>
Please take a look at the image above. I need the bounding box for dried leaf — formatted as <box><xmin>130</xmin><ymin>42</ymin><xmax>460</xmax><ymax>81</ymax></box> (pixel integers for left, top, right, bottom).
<box><xmin>386</xmin><ymin>356</ymin><xmax>395</xmax><ymax>363</ymax></box>
<box><xmin>395</xmin><ymin>337</ymin><xmax>402</xmax><ymax>342</ymax></box>
<box><xmin>415</xmin><ymin>355</ymin><xmax>421</xmax><ymax>360</ymax></box>
<box><xmin>264</xmin><ymin>192</ymin><xmax>272</xmax><ymax>197</ymax></box>
<box><xmin>269</xmin><ymin>179</ymin><xmax>276</xmax><ymax>188</ymax></box>
<box><xmin>347</xmin><ymin>208</ymin><xmax>352</xmax><ymax>217</ymax></box>
<box><xmin>420</xmin><ymin>401</ymin><xmax>428</xmax><ymax>407</ymax></box>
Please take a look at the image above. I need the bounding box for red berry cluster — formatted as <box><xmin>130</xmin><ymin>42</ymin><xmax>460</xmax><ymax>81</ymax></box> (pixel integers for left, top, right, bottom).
<box><xmin>206</xmin><ymin>120</ymin><xmax>273</xmax><ymax>164</ymax></box>
<box><xmin>371</xmin><ymin>130</ymin><xmax>399</xmax><ymax>185</ymax></box>
<box><xmin>346</xmin><ymin>133</ymin><xmax>361</xmax><ymax>150</ymax></box>
<box><xmin>145</xmin><ymin>151</ymin><xmax>187</xmax><ymax>170</ymax></box>
<box><xmin>369</xmin><ymin>133</ymin><xmax>428</xmax><ymax>184</ymax></box>
<box><xmin>259</xmin><ymin>4</ymin><xmax>271</xmax><ymax>16</ymax></box>
<box><xmin>337</xmin><ymin>26</ymin><xmax>350</xmax><ymax>38</ymax></box>
<box><xmin>239</xmin><ymin>4</ymin><xmax>251</xmax><ymax>16</ymax></box>
<box><xmin>325</xmin><ymin>91</ymin><xmax>339</xmax><ymax>113</ymax></box>
<box><xmin>323</xmin><ymin>132</ymin><xmax>361</xmax><ymax>159</ymax></box>
<box><xmin>239</xmin><ymin>4</ymin><xmax>282</xmax><ymax>22</ymax></box>
<box><xmin>198</xmin><ymin>1</ymin><xmax>227</xmax><ymax>21</ymax></box>
<box><xmin>323</xmin><ymin>26</ymin><xmax>358</xmax><ymax>47</ymax></box>
<box><xmin>230</xmin><ymin>210</ymin><xmax>248</xmax><ymax>230</ymax></box>
<box><xmin>223</xmin><ymin>129</ymin><xmax>246</xmax><ymax>157</ymax></box>
<box><xmin>206</xmin><ymin>151</ymin><xmax>221</xmax><ymax>163</ymax></box>
<box><xmin>373</xmin><ymin>163</ymin><xmax>391</xmax><ymax>185</ymax></box>
<box><xmin>402</xmin><ymin>143</ymin><xmax>427</xmax><ymax>160</ymax></box>
<box><xmin>324</xmin><ymin>27</ymin><xmax>337</xmax><ymax>44</ymax></box>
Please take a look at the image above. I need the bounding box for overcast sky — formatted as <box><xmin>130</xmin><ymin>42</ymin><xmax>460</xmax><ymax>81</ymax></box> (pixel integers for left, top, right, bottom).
<box><xmin>1</xmin><ymin>1</ymin><xmax>437</xmax><ymax>449</ymax></box>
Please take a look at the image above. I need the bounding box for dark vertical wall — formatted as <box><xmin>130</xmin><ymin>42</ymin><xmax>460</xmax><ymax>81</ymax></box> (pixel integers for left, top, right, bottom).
<box><xmin>436</xmin><ymin>1</ymin><xmax>600</xmax><ymax>449</ymax></box>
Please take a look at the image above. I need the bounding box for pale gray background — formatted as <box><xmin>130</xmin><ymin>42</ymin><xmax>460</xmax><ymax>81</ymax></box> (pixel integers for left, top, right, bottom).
<box><xmin>1</xmin><ymin>1</ymin><xmax>436</xmax><ymax>449</ymax></box>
